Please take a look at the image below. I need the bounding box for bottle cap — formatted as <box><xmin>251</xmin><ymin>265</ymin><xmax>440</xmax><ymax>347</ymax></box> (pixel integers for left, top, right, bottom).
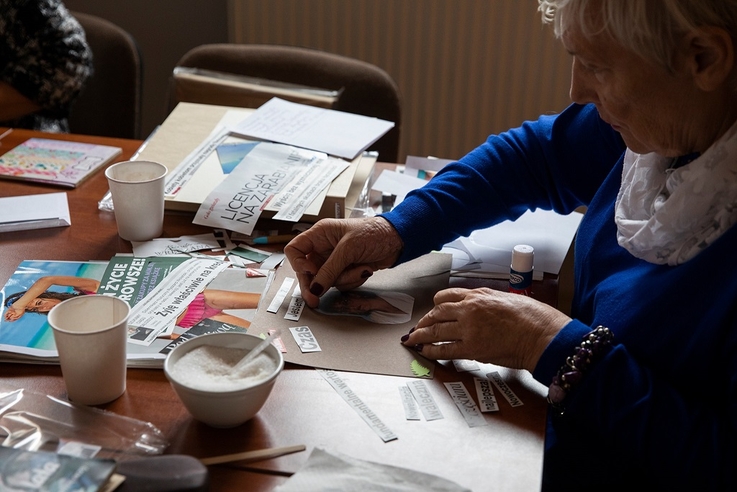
<box><xmin>511</xmin><ymin>244</ymin><xmax>534</xmax><ymax>272</ymax></box>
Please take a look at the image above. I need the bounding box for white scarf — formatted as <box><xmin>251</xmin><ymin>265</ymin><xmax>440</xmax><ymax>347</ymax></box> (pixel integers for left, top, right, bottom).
<box><xmin>614</xmin><ymin>119</ymin><xmax>737</xmax><ymax>265</ymax></box>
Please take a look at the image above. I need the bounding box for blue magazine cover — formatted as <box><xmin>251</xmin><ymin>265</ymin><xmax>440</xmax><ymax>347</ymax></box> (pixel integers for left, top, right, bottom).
<box><xmin>0</xmin><ymin>260</ymin><xmax>107</xmax><ymax>352</ymax></box>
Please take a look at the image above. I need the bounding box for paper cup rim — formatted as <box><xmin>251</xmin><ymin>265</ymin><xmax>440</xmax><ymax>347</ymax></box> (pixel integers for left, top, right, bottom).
<box><xmin>48</xmin><ymin>295</ymin><xmax>131</xmax><ymax>336</ymax></box>
<box><xmin>105</xmin><ymin>160</ymin><xmax>168</xmax><ymax>184</ymax></box>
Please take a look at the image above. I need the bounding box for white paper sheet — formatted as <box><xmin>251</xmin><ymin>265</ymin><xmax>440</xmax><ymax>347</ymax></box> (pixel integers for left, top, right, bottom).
<box><xmin>231</xmin><ymin>97</ymin><xmax>395</xmax><ymax>160</ymax></box>
<box><xmin>370</xmin><ymin>169</ymin><xmax>583</xmax><ymax>276</ymax></box>
<box><xmin>0</xmin><ymin>192</ymin><xmax>71</xmax><ymax>233</ymax></box>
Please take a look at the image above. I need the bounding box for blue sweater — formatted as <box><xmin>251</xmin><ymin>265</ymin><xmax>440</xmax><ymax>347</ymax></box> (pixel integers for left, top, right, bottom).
<box><xmin>383</xmin><ymin>103</ymin><xmax>737</xmax><ymax>490</ymax></box>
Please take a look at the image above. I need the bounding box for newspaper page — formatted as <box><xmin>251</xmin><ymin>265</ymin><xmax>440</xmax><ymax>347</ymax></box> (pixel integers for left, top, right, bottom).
<box><xmin>126</xmin><ymin>257</ymin><xmax>229</xmax><ymax>345</ymax></box>
<box><xmin>192</xmin><ymin>142</ymin><xmax>329</xmax><ymax>235</ymax></box>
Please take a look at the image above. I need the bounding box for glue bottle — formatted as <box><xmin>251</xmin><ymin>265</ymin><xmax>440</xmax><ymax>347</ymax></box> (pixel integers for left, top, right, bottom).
<box><xmin>509</xmin><ymin>244</ymin><xmax>534</xmax><ymax>296</ymax></box>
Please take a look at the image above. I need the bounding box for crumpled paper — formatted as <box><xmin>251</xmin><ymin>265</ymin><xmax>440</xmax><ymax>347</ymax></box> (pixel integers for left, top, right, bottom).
<box><xmin>274</xmin><ymin>447</ymin><xmax>471</xmax><ymax>492</ymax></box>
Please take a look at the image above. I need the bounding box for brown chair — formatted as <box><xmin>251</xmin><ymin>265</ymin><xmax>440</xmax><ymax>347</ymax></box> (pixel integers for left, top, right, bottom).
<box><xmin>69</xmin><ymin>12</ymin><xmax>142</xmax><ymax>139</ymax></box>
<box><xmin>168</xmin><ymin>44</ymin><xmax>401</xmax><ymax>162</ymax></box>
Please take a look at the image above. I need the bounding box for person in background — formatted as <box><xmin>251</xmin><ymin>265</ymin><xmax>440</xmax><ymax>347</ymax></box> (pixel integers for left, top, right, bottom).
<box><xmin>285</xmin><ymin>0</ymin><xmax>737</xmax><ymax>489</ymax></box>
<box><xmin>0</xmin><ymin>0</ymin><xmax>92</xmax><ymax>132</ymax></box>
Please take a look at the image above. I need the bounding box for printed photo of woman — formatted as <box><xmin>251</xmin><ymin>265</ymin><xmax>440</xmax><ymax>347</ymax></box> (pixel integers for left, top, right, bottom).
<box><xmin>316</xmin><ymin>289</ymin><xmax>414</xmax><ymax>324</ymax></box>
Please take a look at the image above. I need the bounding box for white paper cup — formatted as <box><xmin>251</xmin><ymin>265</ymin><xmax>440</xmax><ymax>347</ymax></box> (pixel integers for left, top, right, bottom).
<box><xmin>105</xmin><ymin>160</ymin><xmax>168</xmax><ymax>241</ymax></box>
<box><xmin>49</xmin><ymin>295</ymin><xmax>131</xmax><ymax>406</ymax></box>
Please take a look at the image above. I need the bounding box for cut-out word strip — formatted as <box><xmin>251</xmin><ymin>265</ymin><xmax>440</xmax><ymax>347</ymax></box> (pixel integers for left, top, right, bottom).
<box><xmin>317</xmin><ymin>369</ymin><xmax>398</xmax><ymax>442</ymax></box>
<box><xmin>289</xmin><ymin>326</ymin><xmax>321</xmax><ymax>353</ymax></box>
<box><xmin>407</xmin><ymin>380</ymin><xmax>444</xmax><ymax>421</ymax></box>
<box><xmin>487</xmin><ymin>371</ymin><xmax>524</xmax><ymax>407</ymax></box>
<box><xmin>267</xmin><ymin>277</ymin><xmax>294</xmax><ymax>313</ymax></box>
<box><xmin>443</xmin><ymin>382</ymin><xmax>487</xmax><ymax>428</ymax></box>
<box><xmin>399</xmin><ymin>386</ymin><xmax>421</xmax><ymax>420</ymax></box>
<box><xmin>284</xmin><ymin>296</ymin><xmax>305</xmax><ymax>321</ymax></box>
<box><xmin>474</xmin><ymin>376</ymin><xmax>499</xmax><ymax>412</ymax></box>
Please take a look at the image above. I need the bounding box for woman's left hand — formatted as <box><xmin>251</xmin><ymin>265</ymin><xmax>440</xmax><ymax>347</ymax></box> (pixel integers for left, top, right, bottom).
<box><xmin>401</xmin><ymin>288</ymin><xmax>571</xmax><ymax>373</ymax></box>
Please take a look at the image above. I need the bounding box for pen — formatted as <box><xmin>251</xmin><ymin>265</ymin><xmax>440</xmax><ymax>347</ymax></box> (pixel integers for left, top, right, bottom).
<box><xmin>0</xmin><ymin>128</ymin><xmax>13</xmax><ymax>147</ymax></box>
<box><xmin>248</xmin><ymin>234</ymin><xmax>299</xmax><ymax>245</ymax></box>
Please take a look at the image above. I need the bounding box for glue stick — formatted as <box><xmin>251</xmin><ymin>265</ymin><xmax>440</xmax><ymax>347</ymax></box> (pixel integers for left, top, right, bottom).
<box><xmin>509</xmin><ymin>244</ymin><xmax>534</xmax><ymax>296</ymax></box>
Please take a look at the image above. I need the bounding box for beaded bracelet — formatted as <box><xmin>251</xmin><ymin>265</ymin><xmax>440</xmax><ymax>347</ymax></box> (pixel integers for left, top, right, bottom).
<box><xmin>547</xmin><ymin>325</ymin><xmax>614</xmax><ymax>415</ymax></box>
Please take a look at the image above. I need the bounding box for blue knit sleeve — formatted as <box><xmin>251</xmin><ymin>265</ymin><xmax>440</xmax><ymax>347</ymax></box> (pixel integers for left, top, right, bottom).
<box><xmin>381</xmin><ymin>103</ymin><xmax>625</xmax><ymax>264</ymax></box>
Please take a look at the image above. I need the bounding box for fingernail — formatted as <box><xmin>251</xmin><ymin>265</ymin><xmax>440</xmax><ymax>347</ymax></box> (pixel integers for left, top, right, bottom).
<box><xmin>400</xmin><ymin>334</ymin><xmax>409</xmax><ymax>343</ymax></box>
<box><xmin>414</xmin><ymin>344</ymin><xmax>423</xmax><ymax>353</ymax></box>
<box><xmin>409</xmin><ymin>326</ymin><xmax>415</xmax><ymax>334</ymax></box>
<box><xmin>361</xmin><ymin>270</ymin><xmax>372</xmax><ymax>279</ymax></box>
<box><xmin>310</xmin><ymin>283</ymin><xmax>324</xmax><ymax>297</ymax></box>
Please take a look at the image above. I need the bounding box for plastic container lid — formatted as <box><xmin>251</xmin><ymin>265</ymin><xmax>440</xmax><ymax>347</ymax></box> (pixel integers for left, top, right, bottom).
<box><xmin>511</xmin><ymin>244</ymin><xmax>534</xmax><ymax>272</ymax></box>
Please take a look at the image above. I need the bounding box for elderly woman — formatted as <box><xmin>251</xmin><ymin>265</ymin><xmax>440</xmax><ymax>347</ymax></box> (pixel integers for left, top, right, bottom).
<box><xmin>285</xmin><ymin>1</ymin><xmax>737</xmax><ymax>489</ymax></box>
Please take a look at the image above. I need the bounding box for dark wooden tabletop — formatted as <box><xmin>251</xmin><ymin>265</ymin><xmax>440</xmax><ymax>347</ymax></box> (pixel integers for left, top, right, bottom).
<box><xmin>0</xmin><ymin>127</ymin><xmax>552</xmax><ymax>491</ymax></box>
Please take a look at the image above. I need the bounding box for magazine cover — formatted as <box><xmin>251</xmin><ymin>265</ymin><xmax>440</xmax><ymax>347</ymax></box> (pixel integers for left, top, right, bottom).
<box><xmin>0</xmin><ymin>258</ymin><xmax>270</xmax><ymax>367</ymax></box>
<box><xmin>0</xmin><ymin>260</ymin><xmax>108</xmax><ymax>357</ymax></box>
<box><xmin>0</xmin><ymin>138</ymin><xmax>122</xmax><ymax>187</ymax></box>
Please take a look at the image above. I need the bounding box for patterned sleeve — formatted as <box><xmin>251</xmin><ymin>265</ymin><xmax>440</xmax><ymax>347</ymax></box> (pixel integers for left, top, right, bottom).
<box><xmin>0</xmin><ymin>0</ymin><xmax>93</xmax><ymax>116</ymax></box>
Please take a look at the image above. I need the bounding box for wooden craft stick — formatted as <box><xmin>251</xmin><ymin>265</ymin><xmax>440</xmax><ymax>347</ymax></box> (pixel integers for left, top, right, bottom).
<box><xmin>199</xmin><ymin>444</ymin><xmax>306</xmax><ymax>466</ymax></box>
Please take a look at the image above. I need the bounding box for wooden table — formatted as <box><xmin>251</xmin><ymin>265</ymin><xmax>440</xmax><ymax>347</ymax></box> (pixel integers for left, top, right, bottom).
<box><xmin>0</xmin><ymin>128</ymin><xmax>552</xmax><ymax>491</ymax></box>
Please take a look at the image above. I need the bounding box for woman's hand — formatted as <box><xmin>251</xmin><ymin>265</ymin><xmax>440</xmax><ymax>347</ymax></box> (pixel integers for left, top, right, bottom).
<box><xmin>401</xmin><ymin>287</ymin><xmax>571</xmax><ymax>372</ymax></box>
<box><xmin>4</xmin><ymin>305</ymin><xmax>25</xmax><ymax>322</ymax></box>
<box><xmin>284</xmin><ymin>217</ymin><xmax>404</xmax><ymax>308</ymax></box>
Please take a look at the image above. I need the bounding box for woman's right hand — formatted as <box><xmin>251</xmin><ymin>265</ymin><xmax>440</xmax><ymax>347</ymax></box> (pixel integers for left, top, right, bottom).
<box><xmin>4</xmin><ymin>306</ymin><xmax>25</xmax><ymax>321</ymax></box>
<box><xmin>284</xmin><ymin>217</ymin><xmax>404</xmax><ymax>308</ymax></box>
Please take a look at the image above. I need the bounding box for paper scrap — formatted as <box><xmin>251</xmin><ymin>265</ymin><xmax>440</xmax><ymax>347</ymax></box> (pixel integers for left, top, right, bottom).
<box><xmin>269</xmin><ymin>329</ymin><xmax>287</xmax><ymax>353</ymax></box>
<box><xmin>131</xmin><ymin>233</ymin><xmax>226</xmax><ymax>257</ymax></box>
<box><xmin>267</xmin><ymin>277</ymin><xmax>294</xmax><ymax>313</ymax></box>
<box><xmin>487</xmin><ymin>371</ymin><xmax>524</xmax><ymax>407</ymax></box>
<box><xmin>289</xmin><ymin>326</ymin><xmax>322</xmax><ymax>353</ymax></box>
<box><xmin>452</xmin><ymin>359</ymin><xmax>480</xmax><ymax>372</ymax></box>
<box><xmin>474</xmin><ymin>377</ymin><xmax>500</xmax><ymax>413</ymax></box>
<box><xmin>443</xmin><ymin>382</ymin><xmax>487</xmax><ymax>427</ymax></box>
<box><xmin>284</xmin><ymin>296</ymin><xmax>305</xmax><ymax>321</ymax></box>
<box><xmin>399</xmin><ymin>386</ymin><xmax>421</xmax><ymax>421</ymax></box>
<box><xmin>317</xmin><ymin>369</ymin><xmax>398</xmax><ymax>442</ymax></box>
<box><xmin>272</xmin><ymin>157</ymin><xmax>349</xmax><ymax>221</ymax></box>
<box><xmin>407</xmin><ymin>380</ymin><xmax>443</xmax><ymax>421</ymax></box>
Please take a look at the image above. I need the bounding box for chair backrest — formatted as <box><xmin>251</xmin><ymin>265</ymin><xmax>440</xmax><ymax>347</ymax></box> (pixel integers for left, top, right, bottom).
<box><xmin>69</xmin><ymin>12</ymin><xmax>142</xmax><ymax>140</ymax></box>
<box><xmin>168</xmin><ymin>44</ymin><xmax>401</xmax><ymax>162</ymax></box>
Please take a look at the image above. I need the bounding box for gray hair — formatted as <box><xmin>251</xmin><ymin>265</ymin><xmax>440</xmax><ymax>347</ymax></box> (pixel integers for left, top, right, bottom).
<box><xmin>538</xmin><ymin>0</ymin><xmax>737</xmax><ymax>71</ymax></box>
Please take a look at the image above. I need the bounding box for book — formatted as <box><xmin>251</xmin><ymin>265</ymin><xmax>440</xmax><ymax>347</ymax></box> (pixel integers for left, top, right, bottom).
<box><xmin>0</xmin><ymin>447</ymin><xmax>118</xmax><ymax>492</ymax></box>
<box><xmin>0</xmin><ymin>257</ymin><xmax>269</xmax><ymax>368</ymax></box>
<box><xmin>0</xmin><ymin>138</ymin><xmax>122</xmax><ymax>188</ymax></box>
<box><xmin>135</xmin><ymin>102</ymin><xmax>376</xmax><ymax>221</ymax></box>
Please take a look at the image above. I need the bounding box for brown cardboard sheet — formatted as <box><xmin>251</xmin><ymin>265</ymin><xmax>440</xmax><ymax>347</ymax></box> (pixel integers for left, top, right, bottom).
<box><xmin>250</xmin><ymin>253</ymin><xmax>452</xmax><ymax>378</ymax></box>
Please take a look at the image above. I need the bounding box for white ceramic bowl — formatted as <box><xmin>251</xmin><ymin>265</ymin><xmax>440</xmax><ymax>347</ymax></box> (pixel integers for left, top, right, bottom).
<box><xmin>164</xmin><ymin>332</ymin><xmax>284</xmax><ymax>428</ymax></box>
